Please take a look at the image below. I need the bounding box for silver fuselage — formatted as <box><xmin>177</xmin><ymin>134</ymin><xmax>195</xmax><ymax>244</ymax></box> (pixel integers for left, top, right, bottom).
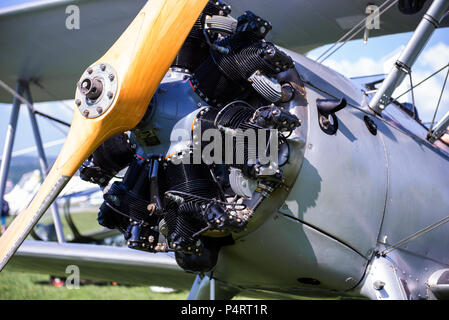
<box><xmin>135</xmin><ymin>51</ymin><xmax>449</xmax><ymax>300</ymax></box>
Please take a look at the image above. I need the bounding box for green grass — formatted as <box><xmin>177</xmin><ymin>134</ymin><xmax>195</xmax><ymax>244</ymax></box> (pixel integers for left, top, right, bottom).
<box><xmin>0</xmin><ymin>269</ymin><xmax>347</xmax><ymax>300</ymax></box>
<box><xmin>1</xmin><ymin>211</ymin><xmax>259</xmax><ymax>300</ymax></box>
<box><xmin>2</xmin><ymin>211</ymin><xmax>194</xmax><ymax>300</ymax></box>
<box><xmin>0</xmin><ymin>269</ymin><xmax>260</xmax><ymax>300</ymax></box>
<box><xmin>0</xmin><ymin>269</ymin><xmax>190</xmax><ymax>300</ymax></box>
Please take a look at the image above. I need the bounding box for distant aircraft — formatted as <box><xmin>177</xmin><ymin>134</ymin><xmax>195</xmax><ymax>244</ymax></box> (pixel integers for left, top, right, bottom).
<box><xmin>0</xmin><ymin>0</ymin><xmax>448</xmax><ymax>300</ymax></box>
<box><xmin>5</xmin><ymin>169</ymin><xmax>103</xmax><ymax>216</ymax></box>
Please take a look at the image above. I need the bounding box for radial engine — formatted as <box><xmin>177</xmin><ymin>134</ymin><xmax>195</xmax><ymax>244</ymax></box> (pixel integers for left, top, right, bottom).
<box><xmin>80</xmin><ymin>1</ymin><xmax>307</xmax><ymax>272</ymax></box>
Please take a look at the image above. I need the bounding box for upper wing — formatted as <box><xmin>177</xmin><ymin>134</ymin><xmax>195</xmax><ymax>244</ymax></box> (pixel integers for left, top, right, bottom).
<box><xmin>229</xmin><ymin>0</ymin><xmax>449</xmax><ymax>53</ymax></box>
<box><xmin>0</xmin><ymin>0</ymin><xmax>147</xmax><ymax>103</ymax></box>
<box><xmin>7</xmin><ymin>240</ymin><xmax>195</xmax><ymax>289</ymax></box>
<box><xmin>1</xmin><ymin>0</ymin><xmax>448</xmax><ymax>103</ymax></box>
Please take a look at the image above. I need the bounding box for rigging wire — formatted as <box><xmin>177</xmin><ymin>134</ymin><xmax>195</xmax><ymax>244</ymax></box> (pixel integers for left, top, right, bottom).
<box><xmin>33</xmin><ymin>109</ymin><xmax>70</xmax><ymax>127</ymax></box>
<box><xmin>314</xmin><ymin>0</ymin><xmax>392</xmax><ymax>62</ymax></box>
<box><xmin>0</xmin><ymin>79</ymin><xmax>34</xmax><ymax>110</ymax></box>
<box><xmin>315</xmin><ymin>0</ymin><xmax>396</xmax><ymax>62</ymax></box>
<box><xmin>0</xmin><ymin>79</ymin><xmax>71</xmax><ymax>137</ymax></box>
<box><xmin>380</xmin><ymin>214</ymin><xmax>449</xmax><ymax>256</ymax></box>
<box><xmin>316</xmin><ymin>0</ymin><xmax>399</xmax><ymax>64</ymax></box>
<box><xmin>428</xmin><ymin>66</ymin><xmax>449</xmax><ymax>134</ymax></box>
<box><xmin>387</xmin><ymin>62</ymin><xmax>448</xmax><ymax>138</ymax></box>
<box><xmin>393</xmin><ymin>63</ymin><xmax>449</xmax><ymax>100</ymax></box>
<box><xmin>0</xmin><ymin>79</ymin><xmax>71</xmax><ymax>126</ymax></box>
<box><xmin>31</xmin><ymin>80</ymin><xmax>75</xmax><ymax>113</ymax></box>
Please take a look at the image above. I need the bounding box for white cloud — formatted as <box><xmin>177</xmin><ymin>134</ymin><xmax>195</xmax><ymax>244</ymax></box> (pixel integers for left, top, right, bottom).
<box><xmin>420</xmin><ymin>42</ymin><xmax>449</xmax><ymax>70</ymax></box>
<box><xmin>394</xmin><ymin>70</ymin><xmax>449</xmax><ymax>122</ymax></box>
<box><xmin>309</xmin><ymin>46</ymin><xmax>405</xmax><ymax>78</ymax></box>
<box><xmin>315</xmin><ymin>43</ymin><xmax>449</xmax><ymax>122</ymax></box>
<box><xmin>323</xmin><ymin>57</ymin><xmax>382</xmax><ymax>78</ymax></box>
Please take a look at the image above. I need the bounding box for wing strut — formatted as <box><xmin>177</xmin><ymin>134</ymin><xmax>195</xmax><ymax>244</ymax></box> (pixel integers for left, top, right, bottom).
<box><xmin>369</xmin><ymin>0</ymin><xmax>449</xmax><ymax>113</ymax></box>
<box><xmin>0</xmin><ymin>81</ymin><xmax>66</xmax><ymax>243</ymax></box>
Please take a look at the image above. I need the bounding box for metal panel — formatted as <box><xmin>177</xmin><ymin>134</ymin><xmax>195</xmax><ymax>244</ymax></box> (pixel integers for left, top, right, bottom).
<box><xmin>212</xmin><ymin>54</ymin><xmax>386</xmax><ymax>293</ymax></box>
<box><xmin>376</xmin><ymin>114</ymin><xmax>449</xmax><ymax>276</ymax></box>
<box><xmin>213</xmin><ymin>213</ymin><xmax>368</xmax><ymax>294</ymax></box>
<box><xmin>275</xmin><ymin>54</ymin><xmax>388</xmax><ymax>258</ymax></box>
<box><xmin>133</xmin><ymin>75</ymin><xmax>204</xmax><ymax>156</ymax></box>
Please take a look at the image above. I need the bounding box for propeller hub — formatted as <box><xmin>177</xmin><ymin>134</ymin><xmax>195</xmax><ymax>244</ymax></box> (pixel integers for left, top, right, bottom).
<box><xmin>75</xmin><ymin>63</ymin><xmax>118</xmax><ymax>119</ymax></box>
<box><xmin>80</xmin><ymin>78</ymin><xmax>103</xmax><ymax>100</ymax></box>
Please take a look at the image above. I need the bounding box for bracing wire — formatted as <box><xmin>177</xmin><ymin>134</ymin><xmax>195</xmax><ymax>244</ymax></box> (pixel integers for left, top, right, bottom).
<box><xmin>315</xmin><ymin>0</ymin><xmax>396</xmax><ymax>62</ymax></box>
<box><xmin>388</xmin><ymin>62</ymin><xmax>449</xmax><ymax>136</ymax></box>
<box><xmin>428</xmin><ymin>66</ymin><xmax>449</xmax><ymax>134</ymax></box>
<box><xmin>394</xmin><ymin>63</ymin><xmax>449</xmax><ymax>101</ymax></box>
<box><xmin>0</xmin><ymin>79</ymin><xmax>71</xmax><ymax>137</ymax></box>
<box><xmin>316</xmin><ymin>0</ymin><xmax>399</xmax><ymax>64</ymax></box>
<box><xmin>380</xmin><ymin>214</ymin><xmax>449</xmax><ymax>256</ymax></box>
<box><xmin>31</xmin><ymin>80</ymin><xmax>75</xmax><ymax>113</ymax></box>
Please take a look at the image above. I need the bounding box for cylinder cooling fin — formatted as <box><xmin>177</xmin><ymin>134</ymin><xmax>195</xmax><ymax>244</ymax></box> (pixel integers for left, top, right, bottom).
<box><xmin>81</xmin><ymin>1</ymin><xmax>309</xmax><ymax>274</ymax></box>
<box><xmin>172</xmin><ymin>0</ymin><xmax>232</xmax><ymax>73</ymax></box>
<box><xmin>190</xmin><ymin>10</ymin><xmax>294</xmax><ymax>106</ymax></box>
<box><xmin>248</xmin><ymin>71</ymin><xmax>282</xmax><ymax>103</ymax></box>
<box><xmin>79</xmin><ymin>133</ymin><xmax>135</xmax><ymax>187</ymax></box>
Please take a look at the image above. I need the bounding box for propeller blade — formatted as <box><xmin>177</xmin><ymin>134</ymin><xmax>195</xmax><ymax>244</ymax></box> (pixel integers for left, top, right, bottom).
<box><xmin>0</xmin><ymin>0</ymin><xmax>208</xmax><ymax>270</ymax></box>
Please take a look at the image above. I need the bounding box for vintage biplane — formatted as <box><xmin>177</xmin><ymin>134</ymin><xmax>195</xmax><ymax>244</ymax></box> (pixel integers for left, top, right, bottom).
<box><xmin>0</xmin><ymin>0</ymin><xmax>448</xmax><ymax>300</ymax></box>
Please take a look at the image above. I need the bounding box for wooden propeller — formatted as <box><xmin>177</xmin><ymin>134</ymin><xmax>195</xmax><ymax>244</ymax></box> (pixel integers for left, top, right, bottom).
<box><xmin>0</xmin><ymin>0</ymin><xmax>208</xmax><ymax>270</ymax></box>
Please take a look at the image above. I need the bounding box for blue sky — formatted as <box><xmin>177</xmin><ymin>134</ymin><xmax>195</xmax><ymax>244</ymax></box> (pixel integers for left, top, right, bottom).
<box><xmin>0</xmin><ymin>1</ymin><xmax>448</xmax><ymax>160</ymax></box>
<box><xmin>307</xmin><ymin>28</ymin><xmax>449</xmax><ymax>124</ymax></box>
<box><xmin>0</xmin><ymin>0</ymin><xmax>35</xmax><ymax>7</ymax></box>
